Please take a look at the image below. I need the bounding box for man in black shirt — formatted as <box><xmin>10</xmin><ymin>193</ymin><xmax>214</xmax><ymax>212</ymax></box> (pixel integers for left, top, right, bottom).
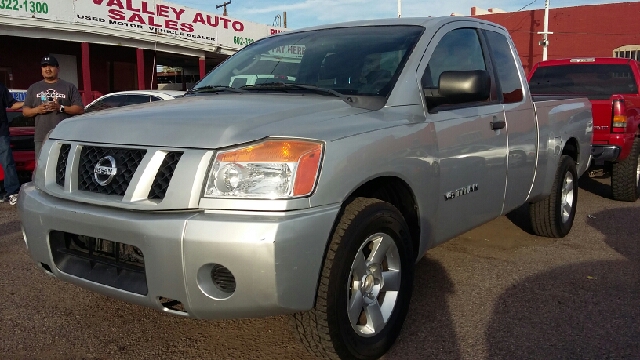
<box><xmin>23</xmin><ymin>55</ymin><xmax>84</xmax><ymax>157</ymax></box>
<box><xmin>0</xmin><ymin>82</ymin><xmax>24</xmax><ymax>205</ymax></box>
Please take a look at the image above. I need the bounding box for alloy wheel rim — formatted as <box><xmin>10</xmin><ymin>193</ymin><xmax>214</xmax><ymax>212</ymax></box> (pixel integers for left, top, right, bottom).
<box><xmin>561</xmin><ymin>171</ymin><xmax>575</xmax><ymax>223</ymax></box>
<box><xmin>347</xmin><ymin>232</ymin><xmax>401</xmax><ymax>337</ymax></box>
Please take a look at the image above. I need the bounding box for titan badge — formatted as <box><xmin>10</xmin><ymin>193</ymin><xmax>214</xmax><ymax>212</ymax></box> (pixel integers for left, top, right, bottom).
<box><xmin>444</xmin><ymin>184</ymin><xmax>479</xmax><ymax>201</ymax></box>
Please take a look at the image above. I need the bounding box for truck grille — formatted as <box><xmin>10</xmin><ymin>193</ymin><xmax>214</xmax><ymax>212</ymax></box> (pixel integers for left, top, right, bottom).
<box><xmin>148</xmin><ymin>151</ymin><xmax>183</xmax><ymax>200</ymax></box>
<box><xmin>51</xmin><ymin>143</ymin><xmax>186</xmax><ymax>203</ymax></box>
<box><xmin>78</xmin><ymin>146</ymin><xmax>146</xmax><ymax>196</ymax></box>
<box><xmin>56</xmin><ymin>144</ymin><xmax>71</xmax><ymax>186</ymax></box>
<box><xmin>49</xmin><ymin>231</ymin><xmax>147</xmax><ymax>295</ymax></box>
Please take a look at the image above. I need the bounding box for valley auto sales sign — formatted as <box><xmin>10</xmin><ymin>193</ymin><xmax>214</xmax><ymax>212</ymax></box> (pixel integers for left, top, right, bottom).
<box><xmin>74</xmin><ymin>0</ymin><xmax>278</xmax><ymax>47</ymax></box>
<box><xmin>0</xmin><ymin>0</ymin><xmax>281</xmax><ymax>48</ymax></box>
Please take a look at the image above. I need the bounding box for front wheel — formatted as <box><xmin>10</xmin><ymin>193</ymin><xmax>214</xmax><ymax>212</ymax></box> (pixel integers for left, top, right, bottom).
<box><xmin>529</xmin><ymin>155</ymin><xmax>578</xmax><ymax>238</ymax></box>
<box><xmin>291</xmin><ymin>198</ymin><xmax>414</xmax><ymax>360</ymax></box>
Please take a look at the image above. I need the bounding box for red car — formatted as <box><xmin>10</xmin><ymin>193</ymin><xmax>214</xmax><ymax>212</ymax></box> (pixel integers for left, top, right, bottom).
<box><xmin>0</xmin><ymin>108</ymin><xmax>35</xmax><ymax>190</ymax></box>
<box><xmin>528</xmin><ymin>57</ymin><xmax>640</xmax><ymax>201</ymax></box>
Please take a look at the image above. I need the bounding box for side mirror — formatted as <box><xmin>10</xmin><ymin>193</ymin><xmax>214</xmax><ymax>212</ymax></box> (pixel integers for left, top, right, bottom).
<box><xmin>426</xmin><ymin>70</ymin><xmax>491</xmax><ymax>110</ymax></box>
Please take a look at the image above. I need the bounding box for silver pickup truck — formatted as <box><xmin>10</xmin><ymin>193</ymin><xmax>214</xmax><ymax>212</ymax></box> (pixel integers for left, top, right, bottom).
<box><xmin>18</xmin><ymin>17</ymin><xmax>592</xmax><ymax>360</ymax></box>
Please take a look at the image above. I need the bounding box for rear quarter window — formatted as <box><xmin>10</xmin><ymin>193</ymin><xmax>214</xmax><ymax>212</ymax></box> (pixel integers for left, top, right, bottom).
<box><xmin>484</xmin><ymin>30</ymin><xmax>524</xmax><ymax>104</ymax></box>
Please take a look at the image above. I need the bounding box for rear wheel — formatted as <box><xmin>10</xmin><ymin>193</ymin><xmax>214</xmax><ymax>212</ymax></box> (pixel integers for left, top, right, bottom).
<box><xmin>530</xmin><ymin>155</ymin><xmax>578</xmax><ymax>238</ymax></box>
<box><xmin>611</xmin><ymin>136</ymin><xmax>640</xmax><ymax>202</ymax></box>
<box><xmin>291</xmin><ymin>198</ymin><xmax>414</xmax><ymax>360</ymax></box>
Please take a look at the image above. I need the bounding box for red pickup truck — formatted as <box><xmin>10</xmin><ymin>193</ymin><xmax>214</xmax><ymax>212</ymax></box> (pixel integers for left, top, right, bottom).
<box><xmin>528</xmin><ymin>57</ymin><xmax>640</xmax><ymax>201</ymax></box>
<box><xmin>0</xmin><ymin>109</ymin><xmax>35</xmax><ymax>192</ymax></box>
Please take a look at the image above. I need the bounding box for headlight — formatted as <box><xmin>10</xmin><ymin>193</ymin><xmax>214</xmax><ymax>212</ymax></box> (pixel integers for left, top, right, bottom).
<box><xmin>204</xmin><ymin>139</ymin><xmax>323</xmax><ymax>199</ymax></box>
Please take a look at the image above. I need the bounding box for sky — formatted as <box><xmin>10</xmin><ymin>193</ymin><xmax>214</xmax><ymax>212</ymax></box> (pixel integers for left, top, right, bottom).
<box><xmin>169</xmin><ymin>0</ymin><xmax>633</xmax><ymax>29</ymax></box>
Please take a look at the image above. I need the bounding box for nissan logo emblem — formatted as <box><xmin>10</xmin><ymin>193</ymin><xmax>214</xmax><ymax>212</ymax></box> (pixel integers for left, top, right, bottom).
<box><xmin>94</xmin><ymin>155</ymin><xmax>118</xmax><ymax>186</ymax></box>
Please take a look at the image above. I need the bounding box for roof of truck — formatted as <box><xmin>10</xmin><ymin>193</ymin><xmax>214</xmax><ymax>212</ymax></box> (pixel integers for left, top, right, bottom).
<box><xmin>276</xmin><ymin>16</ymin><xmax>507</xmax><ymax>36</ymax></box>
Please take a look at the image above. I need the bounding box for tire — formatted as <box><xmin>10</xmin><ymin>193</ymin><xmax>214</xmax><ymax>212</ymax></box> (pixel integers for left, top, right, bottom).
<box><xmin>529</xmin><ymin>155</ymin><xmax>578</xmax><ymax>238</ymax></box>
<box><xmin>611</xmin><ymin>136</ymin><xmax>640</xmax><ymax>202</ymax></box>
<box><xmin>291</xmin><ymin>198</ymin><xmax>414</xmax><ymax>360</ymax></box>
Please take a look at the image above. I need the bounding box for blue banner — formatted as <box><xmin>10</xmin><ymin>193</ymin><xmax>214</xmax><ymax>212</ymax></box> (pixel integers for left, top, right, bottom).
<box><xmin>9</xmin><ymin>90</ymin><xmax>27</xmax><ymax>102</ymax></box>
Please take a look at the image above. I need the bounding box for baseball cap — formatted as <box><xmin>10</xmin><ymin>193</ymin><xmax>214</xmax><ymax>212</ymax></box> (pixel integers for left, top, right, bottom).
<box><xmin>41</xmin><ymin>55</ymin><xmax>59</xmax><ymax>67</ymax></box>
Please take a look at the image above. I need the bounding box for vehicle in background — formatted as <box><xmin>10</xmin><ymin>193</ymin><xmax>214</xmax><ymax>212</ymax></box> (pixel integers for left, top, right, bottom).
<box><xmin>84</xmin><ymin>90</ymin><xmax>185</xmax><ymax>113</ymax></box>
<box><xmin>156</xmin><ymin>71</ymin><xmax>200</xmax><ymax>91</ymax></box>
<box><xmin>528</xmin><ymin>57</ymin><xmax>640</xmax><ymax>201</ymax></box>
<box><xmin>2</xmin><ymin>89</ymin><xmax>183</xmax><ymax>191</ymax></box>
<box><xmin>0</xmin><ymin>109</ymin><xmax>35</xmax><ymax>192</ymax></box>
<box><xmin>19</xmin><ymin>17</ymin><xmax>593</xmax><ymax>360</ymax></box>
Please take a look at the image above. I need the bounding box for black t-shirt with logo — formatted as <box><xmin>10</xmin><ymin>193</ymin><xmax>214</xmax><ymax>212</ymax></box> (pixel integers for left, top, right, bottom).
<box><xmin>24</xmin><ymin>79</ymin><xmax>84</xmax><ymax>141</ymax></box>
<box><xmin>0</xmin><ymin>82</ymin><xmax>17</xmax><ymax>137</ymax></box>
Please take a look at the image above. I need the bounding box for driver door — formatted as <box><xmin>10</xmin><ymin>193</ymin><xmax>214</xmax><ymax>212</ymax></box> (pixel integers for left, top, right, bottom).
<box><xmin>420</xmin><ymin>26</ymin><xmax>508</xmax><ymax>242</ymax></box>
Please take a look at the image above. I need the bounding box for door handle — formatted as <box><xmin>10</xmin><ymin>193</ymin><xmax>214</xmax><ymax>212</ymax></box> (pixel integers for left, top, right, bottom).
<box><xmin>490</xmin><ymin>116</ymin><xmax>506</xmax><ymax>130</ymax></box>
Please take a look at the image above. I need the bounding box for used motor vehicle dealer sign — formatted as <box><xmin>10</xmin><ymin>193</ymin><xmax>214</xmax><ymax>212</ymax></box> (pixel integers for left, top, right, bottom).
<box><xmin>0</xmin><ymin>0</ymin><xmax>285</xmax><ymax>49</ymax></box>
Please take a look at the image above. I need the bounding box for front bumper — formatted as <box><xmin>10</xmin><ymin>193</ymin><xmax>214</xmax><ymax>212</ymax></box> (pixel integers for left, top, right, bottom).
<box><xmin>17</xmin><ymin>183</ymin><xmax>340</xmax><ymax>319</ymax></box>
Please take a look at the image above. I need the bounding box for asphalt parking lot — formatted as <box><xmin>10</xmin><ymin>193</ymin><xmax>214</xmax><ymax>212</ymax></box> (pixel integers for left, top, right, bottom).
<box><xmin>1</xmin><ymin>175</ymin><xmax>638</xmax><ymax>360</ymax></box>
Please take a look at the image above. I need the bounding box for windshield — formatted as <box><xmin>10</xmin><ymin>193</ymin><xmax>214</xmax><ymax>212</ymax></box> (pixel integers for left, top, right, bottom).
<box><xmin>193</xmin><ymin>25</ymin><xmax>424</xmax><ymax>97</ymax></box>
<box><xmin>529</xmin><ymin>64</ymin><xmax>639</xmax><ymax>99</ymax></box>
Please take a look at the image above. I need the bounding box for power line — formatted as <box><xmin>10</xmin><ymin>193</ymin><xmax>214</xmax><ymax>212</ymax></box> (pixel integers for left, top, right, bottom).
<box><xmin>515</xmin><ymin>0</ymin><xmax>540</xmax><ymax>12</ymax></box>
<box><xmin>502</xmin><ymin>0</ymin><xmax>540</xmax><ymax>20</ymax></box>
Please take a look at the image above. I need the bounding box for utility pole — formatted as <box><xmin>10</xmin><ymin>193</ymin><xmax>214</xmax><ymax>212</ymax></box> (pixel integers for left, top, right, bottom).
<box><xmin>398</xmin><ymin>0</ymin><xmax>401</xmax><ymax>17</ymax></box>
<box><xmin>537</xmin><ymin>0</ymin><xmax>553</xmax><ymax>60</ymax></box>
<box><xmin>216</xmin><ymin>1</ymin><xmax>231</xmax><ymax>16</ymax></box>
<box><xmin>272</xmin><ymin>12</ymin><xmax>287</xmax><ymax>28</ymax></box>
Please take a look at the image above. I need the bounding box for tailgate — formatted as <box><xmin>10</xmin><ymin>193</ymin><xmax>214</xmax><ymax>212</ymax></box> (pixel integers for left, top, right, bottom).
<box><xmin>590</xmin><ymin>99</ymin><xmax>612</xmax><ymax>136</ymax></box>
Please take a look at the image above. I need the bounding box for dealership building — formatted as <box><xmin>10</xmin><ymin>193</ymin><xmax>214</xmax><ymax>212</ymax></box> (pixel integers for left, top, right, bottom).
<box><xmin>471</xmin><ymin>2</ymin><xmax>640</xmax><ymax>74</ymax></box>
<box><xmin>0</xmin><ymin>0</ymin><xmax>284</xmax><ymax>104</ymax></box>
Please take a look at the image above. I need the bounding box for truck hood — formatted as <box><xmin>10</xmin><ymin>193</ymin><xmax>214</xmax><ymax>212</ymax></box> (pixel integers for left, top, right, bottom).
<box><xmin>53</xmin><ymin>94</ymin><xmax>377</xmax><ymax>148</ymax></box>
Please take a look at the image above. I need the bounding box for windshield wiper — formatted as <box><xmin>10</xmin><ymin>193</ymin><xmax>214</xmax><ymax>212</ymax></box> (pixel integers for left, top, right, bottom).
<box><xmin>241</xmin><ymin>82</ymin><xmax>344</xmax><ymax>98</ymax></box>
<box><xmin>187</xmin><ymin>85</ymin><xmax>246</xmax><ymax>94</ymax></box>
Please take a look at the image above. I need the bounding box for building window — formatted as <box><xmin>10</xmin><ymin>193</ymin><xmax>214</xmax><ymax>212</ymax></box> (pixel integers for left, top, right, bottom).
<box><xmin>613</xmin><ymin>46</ymin><xmax>640</xmax><ymax>60</ymax></box>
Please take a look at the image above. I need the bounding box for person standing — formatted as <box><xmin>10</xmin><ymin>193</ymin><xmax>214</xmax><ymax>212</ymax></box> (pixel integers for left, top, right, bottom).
<box><xmin>22</xmin><ymin>55</ymin><xmax>84</xmax><ymax>157</ymax></box>
<box><xmin>0</xmin><ymin>82</ymin><xmax>24</xmax><ymax>205</ymax></box>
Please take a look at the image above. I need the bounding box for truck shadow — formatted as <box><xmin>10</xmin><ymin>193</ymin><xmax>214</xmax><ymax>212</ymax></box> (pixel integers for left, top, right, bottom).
<box><xmin>485</xmin><ymin>206</ymin><xmax>640</xmax><ymax>359</ymax></box>
<box><xmin>578</xmin><ymin>173</ymin><xmax>612</xmax><ymax>199</ymax></box>
<box><xmin>504</xmin><ymin>203</ymin><xmax>535</xmax><ymax>235</ymax></box>
<box><xmin>386</xmin><ymin>257</ymin><xmax>461</xmax><ymax>359</ymax></box>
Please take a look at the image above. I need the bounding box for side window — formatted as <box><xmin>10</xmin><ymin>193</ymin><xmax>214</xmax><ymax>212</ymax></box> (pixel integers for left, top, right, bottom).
<box><xmin>103</xmin><ymin>96</ymin><xmax>123</xmax><ymax>107</ymax></box>
<box><xmin>422</xmin><ymin>28</ymin><xmax>487</xmax><ymax>89</ymax></box>
<box><xmin>84</xmin><ymin>95</ymin><xmax>122</xmax><ymax>113</ymax></box>
<box><xmin>484</xmin><ymin>31</ymin><xmax>524</xmax><ymax>104</ymax></box>
<box><xmin>7</xmin><ymin>111</ymin><xmax>34</xmax><ymax>127</ymax></box>
<box><xmin>120</xmin><ymin>95</ymin><xmax>153</xmax><ymax>106</ymax></box>
<box><xmin>150</xmin><ymin>96</ymin><xmax>163</xmax><ymax>102</ymax></box>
